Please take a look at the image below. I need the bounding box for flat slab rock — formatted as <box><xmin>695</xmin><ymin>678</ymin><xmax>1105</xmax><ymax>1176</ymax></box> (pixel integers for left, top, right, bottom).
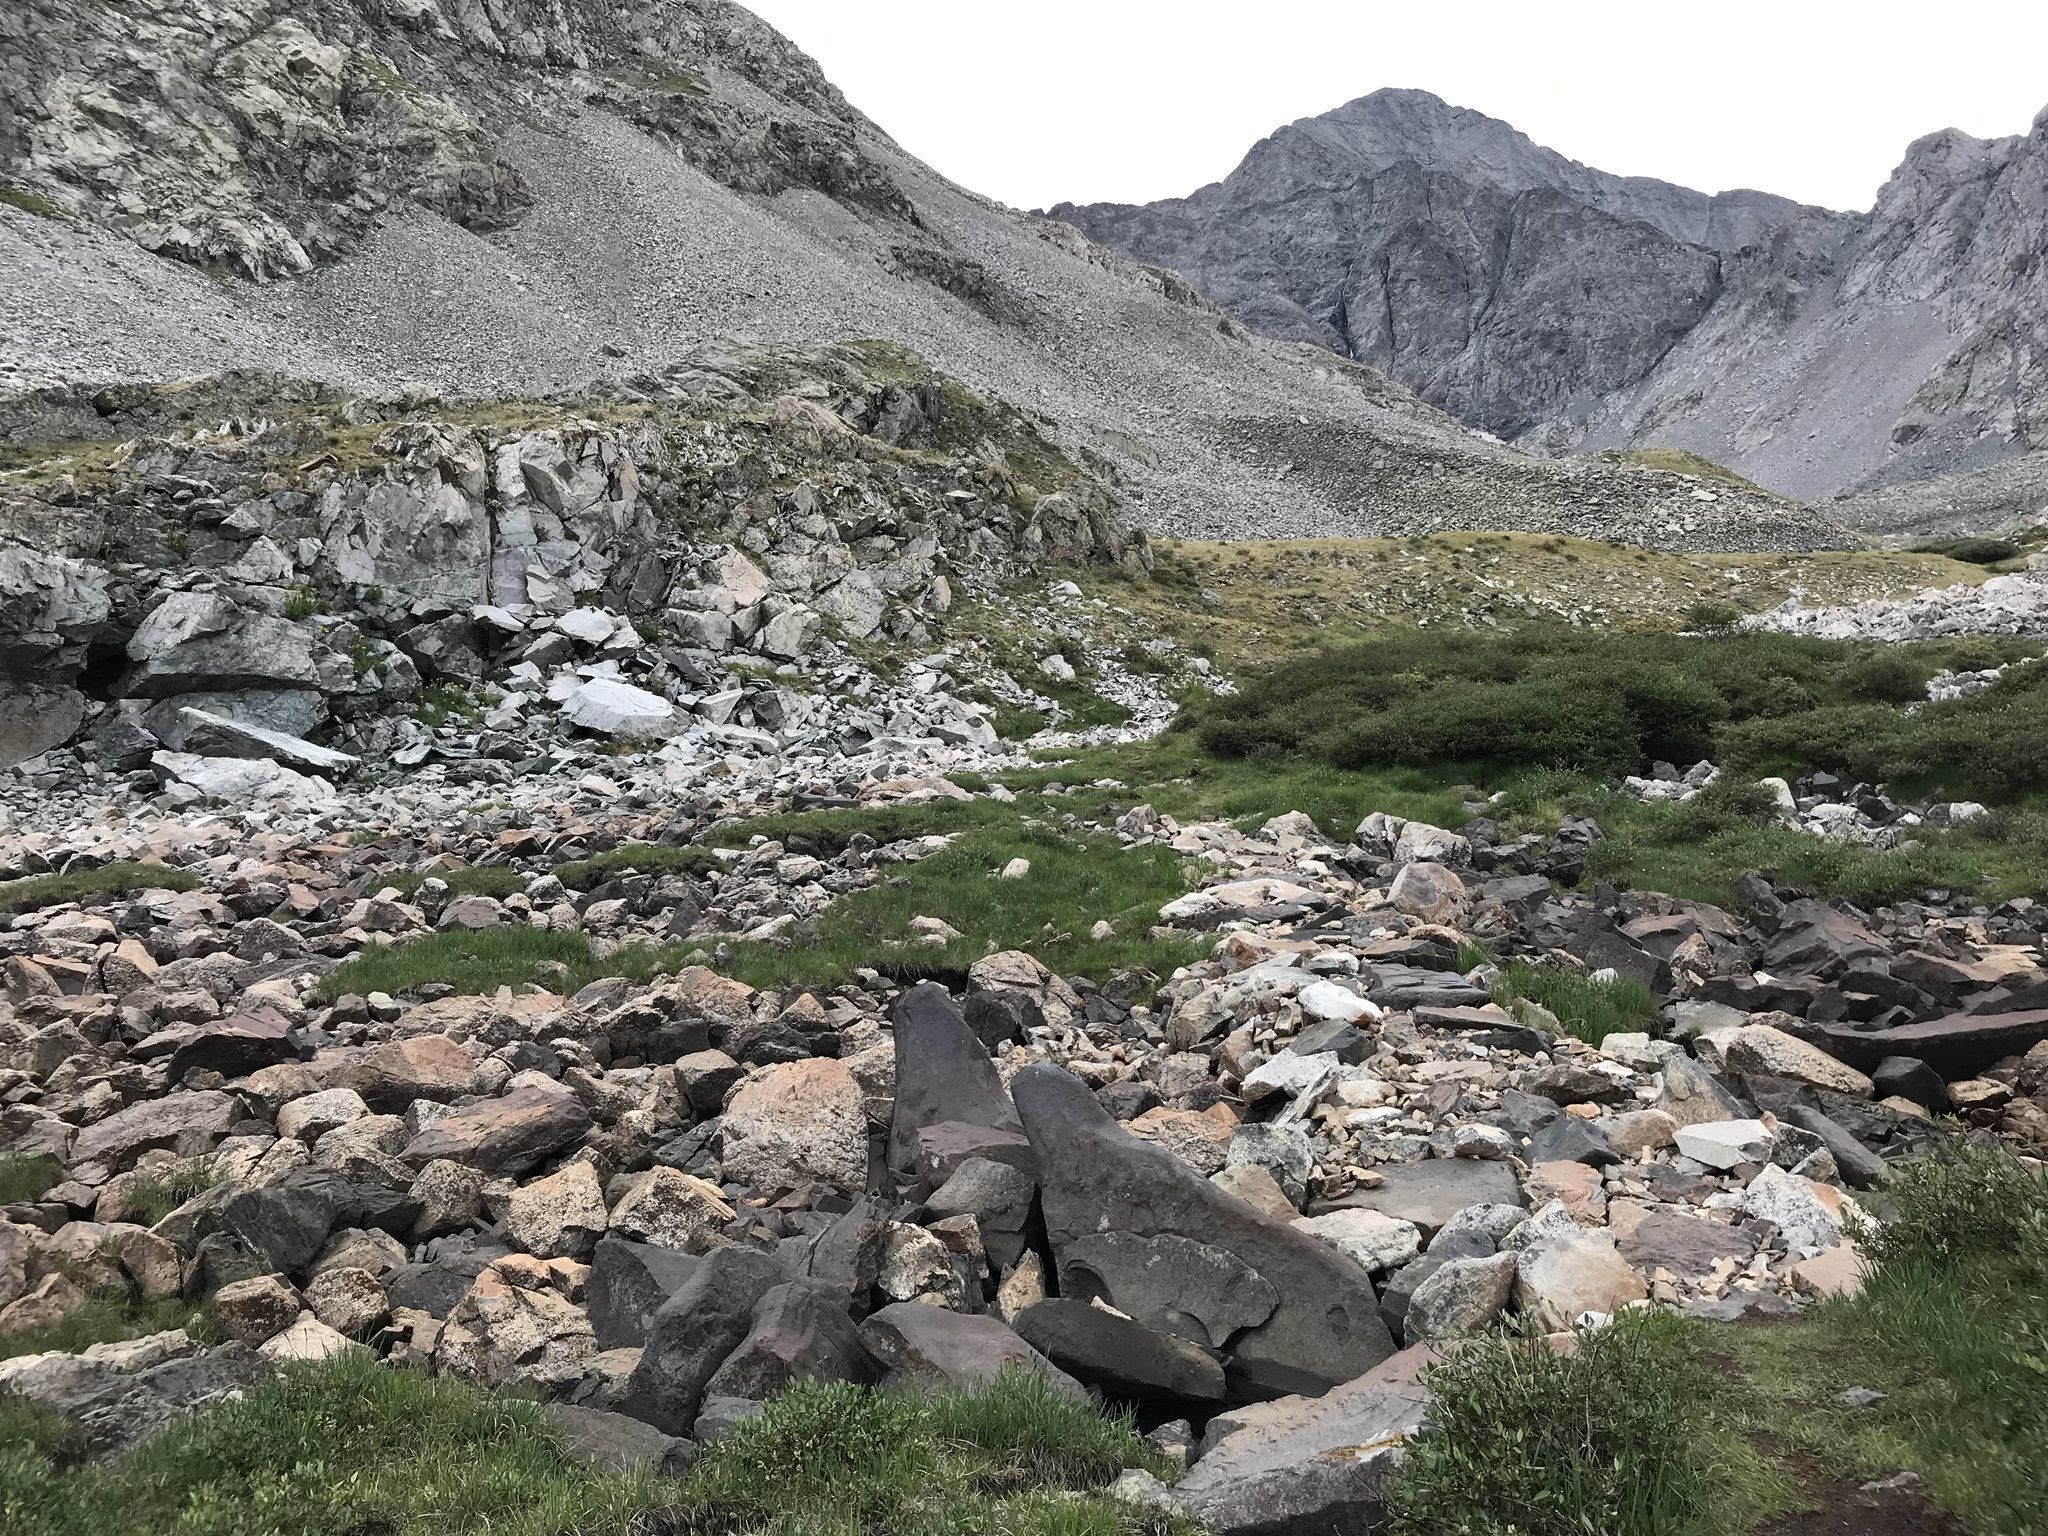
<box><xmin>1169</xmin><ymin>1345</ymin><xmax>1437</xmax><ymax>1535</ymax></box>
<box><xmin>1317</xmin><ymin>1159</ymin><xmax>1525</xmax><ymax>1239</ymax></box>
<box><xmin>1013</xmin><ymin>1062</ymin><xmax>1395</xmax><ymax>1400</ymax></box>
<box><xmin>1811</xmin><ymin>1008</ymin><xmax>2048</xmax><ymax>1079</ymax></box>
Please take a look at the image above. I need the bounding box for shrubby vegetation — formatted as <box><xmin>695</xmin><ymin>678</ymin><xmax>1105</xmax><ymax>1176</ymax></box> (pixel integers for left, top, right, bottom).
<box><xmin>0</xmin><ymin>1360</ymin><xmax>1173</xmax><ymax>1536</ymax></box>
<box><xmin>1386</xmin><ymin>1144</ymin><xmax>2048</xmax><ymax>1536</ymax></box>
<box><xmin>1190</xmin><ymin>627</ymin><xmax>2040</xmax><ymax>796</ymax></box>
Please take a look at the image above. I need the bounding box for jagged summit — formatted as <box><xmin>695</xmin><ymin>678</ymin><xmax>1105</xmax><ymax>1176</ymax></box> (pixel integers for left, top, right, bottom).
<box><xmin>1058</xmin><ymin>89</ymin><xmax>2048</xmax><ymax>500</ymax></box>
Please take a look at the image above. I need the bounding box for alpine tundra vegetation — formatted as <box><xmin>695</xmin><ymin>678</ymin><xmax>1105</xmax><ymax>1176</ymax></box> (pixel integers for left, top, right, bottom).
<box><xmin>1</xmin><ymin>2</ymin><xmax>2046</xmax><ymax>1535</ymax></box>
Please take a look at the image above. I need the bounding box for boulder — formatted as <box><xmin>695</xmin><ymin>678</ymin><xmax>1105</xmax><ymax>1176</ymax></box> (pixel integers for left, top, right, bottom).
<box><xmin>1514</xmin><ymin>1230</ymin><xmax>1646</xmax><ymax>1329</ymax></box>
<box><xmin>1166</xmin><ymin>1347</ymin><xmax>1434</xmax><ymax>1535</ymax></box>
<box><xmin>721</xmin><ymin>1059</ymin><xmax>869</xmax><ymax>1196</ymax></box>
<box><xmin>162</xmin><ymin>1010</ymin><xmax>298</xmax><ymax>1082</ymax></box>
<box><xmin>173</xmin><ymin>708</ymin><xmax>359</xmax><ymax>776</ymax></box>
<box><xmin>702</xmin><ymin>1280</ymin><xmax>871</xmax><ymax>1401</ymax></box>
<box><xmin>1015</xmin><ymin>1298</ymin><xmax>1228</xmax><ymax>1404</ymax></box>
<box><xmin>399</xmin><ymin>1087</ymin><xmax>591</xmax><ymax>1176</ymax></box>
<box><xmin>1322</xmin><ymin>1160</ymin><xmax>1524</xmax><ymax>1240</ymax></box>
<box><xmin>857</xmin><ymin>1301</ymin><xmax>1085</xmax><ymax>1401</ymax></box>
<box><xmin>623</xmin><ymin>1247</ymin><xmax>788</xmax><ymax>1433</ymax></box>
<box><xmin>607</xmin><ymin>1168</ymin><xmax>734</xmax><ymax>1254</ymax></box>
<box><xmin>70</xmin><ymin>1090</ymin><xmax>239</xmax><ymax>1173</ymax></box>
<box><xmin>588</xmin><ymin>1235</ymin><xmax>705</xmax><ymax>1350</ymax></box>
<box><xmin>1013</xmin><ymin>1063</ymin><xmax>1394</xmax><ymax>1400</ymax></box>
<box><xmin>887</xmin><ymin>983</ymin><xmax>1022</xmax><ymax>1173</ymax></box>
<box><xmin>506</xmin><ymin>1161</ymin><xmax>608</xmax><ymax>1260</ymax></box>
<box><xmin>1403</xmin><ymin>1252</ymin><xmax>1517</xmax><ymax>1341</ymax></box>
<box><xmin>560</xmin><ymin>678</ymin><xmax>681</xmax><ymax>739</ymax></box>
<box><xmin>1723</xmin><ymin>1025</ymin><xmax>1874</xmax><ymax>1097</ymax></box>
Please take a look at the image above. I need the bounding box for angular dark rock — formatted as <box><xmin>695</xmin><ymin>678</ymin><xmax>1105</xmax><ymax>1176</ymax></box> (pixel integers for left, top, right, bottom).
<box><xmin>1013</xmin><ymin>1062</ymin><xmax>1393</xmax><ymax>1400</ymax></box>
<box><xmin>1811</xmin><ymin>1008</ymin><xmax>2048</xmax><ymax>1079</ymax></box>
<box><xmin>703</xmin><ymin>1280</ymin><xmax>871</xmax><ymax>1401</ymax></box>
<box><xmin>398</xmin><ymin>1086</ymin><xmax>592</xmax><ymax>1175</ymax></box>
<box><xmin>1321</xmin><ymin>1160</ymin><xmax>1524</xmax><ymax>1240</ymax></box>
<box><xmin>544</xmin><ymin>1404</ymin><xmax>695</xmax><ymax>1477</ymax></box>
<box><xmin>1014</xmin><ymin>1298</ymin><xmax>1227</xmax><ymax>1405</ymax></box>
<box><xmin>888</xmin><ymin>983</ymin><xmax>1021</xmax><ymax>1173</ymax></box>
<box><xmin>1167</xmin><ymin>1345</ymin><xmax>1434</xmax><ymax>1536</ymax></box>
<box><xmin>1525</xmin><ymin>1116</ymin><xmax>1618</xmax><ymax>1167</ymax></box>
<box><xmin>857</xmin><ymin>1301</ymin><xmax>1085</xmax><ymax>1400</ymax></box>
<box><xmin>162</xmin><ymin>1009</ymin><xmax>298</xmax><ymax>1081</ymax></box>
<box><xmin>1871</xmin><ymin>1055</ymin><xmax>1948</xmax><ymax>1112</ymax></box>
<box><xmin>588</xmin><ymin>1236</ymin><xmax>705</xmax><ymax>1350</ymax></box>
<box><xmin>623</xmin><ymin>1247</ymin><xmax>788</xmax><ymax>1434</ymax></box>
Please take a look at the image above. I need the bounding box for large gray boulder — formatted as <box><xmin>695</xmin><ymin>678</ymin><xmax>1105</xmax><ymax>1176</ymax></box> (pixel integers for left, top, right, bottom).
<box><xmin>622</xmin><ymin>1247</ymin><xmax>787</xmax><ymax>1433</ymax></box>
<box><xmin>1012</xmin><ymin>1063</ymin><xmax>1395</xmax><ymax>1400</ymax></box>
<box><xmin>887</xmin><ymin>983</ymin><xmax>1024</xmax><ymax>1175</ymax></box>
<box><xmin>857</xmin><ymin>1301</ymin><xmax>1086</xmax><ymax>1402</ymax></box>
<box><xmin>1165</xmin><ymin>1346</ymin><xmax>1436</xmax><ymax>1535</ymax></box>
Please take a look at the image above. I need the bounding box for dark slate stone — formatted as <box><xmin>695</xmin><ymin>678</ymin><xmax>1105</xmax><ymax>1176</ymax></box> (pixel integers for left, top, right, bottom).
<box><xmin>385</xmin><ymin>1243</ymin><xmax>511</xmax><ymax>1319</ymax></box>
<box><xmin>1015</xmin><ymin>1298</ymin><xmax>1227</xmax><ymax>1405</ymax></box>
<box><xmin>1014</xmin><ymin>1062</ymin><xmax>1393</xmax><ymax>1402</ymax></box>
<box><xmin>165</xmin><ymin>1009</ymin><xmax>299</xmax><ymax>1081</ymax></box>
<box><xmin>857</xmin><ymin>1302</ymin><xmax>1085</xmax><ymax>1400</ymax></box>
<box><xmin>1813</xmin><ymin>1008</ymin><xmax>2048</xmax><ymax>1079</ymax></box>
<box><xmin>1781</xmin><ymin>1106</ymin><xmax>1891</xmax><ymax>1191</ymax></box>
<box><xmin>964</xmin><ymin>989</ymin><xmax>1042</xmax><ymax>1050</ymax></box>
<box><xmin>1094</xmin><ymin>1080</ymin><xmax>1162</xmax><ymax>1121</ymax></box>
<box><xmin>1314</xmin><ymin>1159</ymin><xmax>1525</xmax><ymax>1240</ymax></box>
<box><xmin>545</xmin><ymin>1404</ymin><xmax>695</xmax><ymax>1476</ymax></box>
<box><xmin>703</xmin><ymin>1279</ymin><xmax>872</xmax><ymax>1401</ymax></box>
<box><xmin>589</xmin><ymin>1236</ymin><xmax>705</xmax><ymax>1350</ymax></box>
<box><xmin>1288</xmin><ymin>1018</ymin><xmax>1370</xmax><ymax>1065</ymax></box>
<box><xmin>1616</xmin><ymin>1211</ymin><xmax>1756</xmax><ymax>1280</ymax></box>
<box><xmin>1871</xmin><ymin>1056</ymin><xmax>1947</xmax><ymax>1112</ymax></box>
<box><xmin>1525</xmin><ymin>1116</ymin><xmax>1618</xmax><ymax>1168</ymax></box>
<box><xmin>623</xmin><ymin>1246</ymin><xmax>789</xmax><ymax>1434</ymax></box>
<box><xmin>888</xmin><ymin>983</ymin><xmax>1021</xmax><ymax>1174</ymax></box>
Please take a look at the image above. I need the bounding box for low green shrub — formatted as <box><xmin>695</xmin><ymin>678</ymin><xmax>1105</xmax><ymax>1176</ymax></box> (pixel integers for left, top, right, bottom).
<box><xmin>1384</xmin><ymin>1311</ymin><xmax>1729</xmax><ymax>1536</ymax></box>
<box><xmin>1493</xmin><ymin>960</ymin><xmax>1658</xmax><ymax>1044</ymax></box>
<box><xmin>1911</xmin><ymin>537</ymin><xmax>2022</xmax><ymax>565</ymax></box>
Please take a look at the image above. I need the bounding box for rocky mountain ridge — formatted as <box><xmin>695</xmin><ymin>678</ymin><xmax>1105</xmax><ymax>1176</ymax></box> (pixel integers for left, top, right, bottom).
<box><xmin>0</xmin><ymin>1</ymin><xmax>1856</xmax><ymax>551</ymax></box>
<box><xmin>1056</xmin><ymin>88</ymin><xmax>2048</xmax><ymax>502</ymax></box>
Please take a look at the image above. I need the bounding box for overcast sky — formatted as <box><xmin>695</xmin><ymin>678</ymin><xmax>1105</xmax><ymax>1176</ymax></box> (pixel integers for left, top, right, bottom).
<box><xmin>743</xmin><ymin>1</ymin><xmax>2048</xmax><ymax>213</ymax></box>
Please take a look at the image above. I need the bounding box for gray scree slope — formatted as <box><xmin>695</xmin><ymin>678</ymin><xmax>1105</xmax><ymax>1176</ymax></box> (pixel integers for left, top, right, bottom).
<box><xmin>1055</xmin><ymin>88</ymin><xmax>2048</xmax><ymax>501</ymax></box>
<box><xmin>0</xmin><ymin>1</ymin><xmax>1840</xmax><ymax>550</ymax></box>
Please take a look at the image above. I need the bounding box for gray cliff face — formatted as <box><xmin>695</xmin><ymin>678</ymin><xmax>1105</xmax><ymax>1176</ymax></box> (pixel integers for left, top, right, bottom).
<box><xmin>1056</xmin><ymin>89</ymin><xmax>2048</xmax><ymax>498</ymax></box>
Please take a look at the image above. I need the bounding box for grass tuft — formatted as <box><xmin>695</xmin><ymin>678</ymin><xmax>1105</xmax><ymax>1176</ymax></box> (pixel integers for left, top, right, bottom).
<box><xmin>0</xmin><ymin>1155</ymin><xmax>63</xmax><ymax>1205</ymax></box>
<box><xmin>1384</xmin><ymin>1310</ymin><xmax>1756</xmax><ymax>1536</ymax></box>
<box><xmin>314</xmin><ymin>927</ymin><xmax>591</xmax><ymax>1001</ymax></box>
<box><xmin>1492</xmin><ymin>959</ymin><xmax>1658</xmax><ymax>1044</ymax></box>
<box><xmin>0</xmin><ymin>862</ymin><xmax>199</xmax><ymax>915</ymax></box>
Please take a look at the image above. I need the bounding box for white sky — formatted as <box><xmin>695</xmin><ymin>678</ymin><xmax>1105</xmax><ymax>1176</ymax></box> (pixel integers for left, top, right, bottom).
<box><xmin>742</xmin><ymin>1</ymin><xmax>2048</xmax><ymax>214</ymax></box>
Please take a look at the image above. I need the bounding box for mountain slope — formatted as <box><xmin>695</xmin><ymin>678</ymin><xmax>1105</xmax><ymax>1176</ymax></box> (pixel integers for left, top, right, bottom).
<box><xmin>1055</xmin><ymin>89</ymin><xmax>2048</xmax><ymax>501</ymax></box>
<box><xmin>0</xmin><ymin>2</ymin><xmax>1838</xmax><ymax>551</ymax></box>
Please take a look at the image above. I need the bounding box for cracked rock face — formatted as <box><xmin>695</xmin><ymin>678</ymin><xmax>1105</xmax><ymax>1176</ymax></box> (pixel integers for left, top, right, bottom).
<box><xmin>1059</xmin><ymin>87</ymin><xmax>2048</xmax><ymax>500</ymax></box>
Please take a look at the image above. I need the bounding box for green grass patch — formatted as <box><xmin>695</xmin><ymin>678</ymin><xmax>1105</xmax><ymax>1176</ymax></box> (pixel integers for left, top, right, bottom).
<box><xmin>1385</xmin><ymin>1310</ymin><xmax>1770</xmax><ymax>1536</ymax></box>
<box><xmin>379</xmin><ymin>866</ymin><xmax>527</xmax><ymax>900</ymax></box>
<box><xmin>0</xmin><ymin>185</ymin><xmax>62</xmax><ymax>220</ymax></box>
<box><xmin>121</xmin><ymin>1159</ymin><xmax>224</xmax><ymax>1226</ymax></box>
<box><xmin>0</xmin><ymin>1356</ymin><xmax>1172</xmax><ymax>1536</ymax></box>
<box><xmin>314</xmin><ymin>927</ymin><xmax>592</xmax><ymax>1001</ymax></box>
<box><xmin>1492</xmin><ymin>959</ymin><xmax>1658</xmax><ymax>1044</ymax></box>
<box><xmin>0</xmin><ymin>1155</ymin><xmax>63</xmax><ymax>1205</ymax></box>
<box><xmin>0</xmin><ymin>1292</ymin><xmax>216</xmax><ymax>1363</ymax></box>
<box><xmin>706</xmin><ymin>818</ymin><xmax>1207</xmax><ymax>993</ymax></box>
<box><xmin>1606</xmin><ymin>446</ymin><xmax>1772</xmax><ymax>493</ymax></box>
<box><xmin>1712</xmin><ymin>1144</ymin><xmax>2048</xmax><ymax>1536</ymax></box>
<box><xmin>553</xmin><ymin>843</ymin><xmax>722</xmax><ymax>890</ymax></box>
<box><xmin>683</xmin><ymin>1374</ymin><xmax>1172</xmax><ymax>1535</ymax></box>
<box><xmin>1586</xmin><ymin>785</ymin><xmax>2048</xmax><ymax>906</ymax></box>
<box><xmin>1190</xmin><ymin>626</ymin><xmax>2039</xmax><ymax>792</ymax></box>
<box><xmin>0</xmin><ymin>862</ymin><xmax>199</xmax><ymax>914</ymax></box>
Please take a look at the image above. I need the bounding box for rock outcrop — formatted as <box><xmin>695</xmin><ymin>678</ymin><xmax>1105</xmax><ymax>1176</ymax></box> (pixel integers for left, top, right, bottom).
<box><xmin>1058</xmin><ymin>88</ymin><xmax>2048</xmax><ymax>500</ymax></box>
